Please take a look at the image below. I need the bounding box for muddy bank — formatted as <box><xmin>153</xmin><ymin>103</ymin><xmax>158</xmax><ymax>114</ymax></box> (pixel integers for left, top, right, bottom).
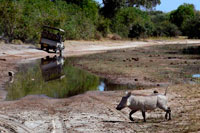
<box><xmin>0</xmin><ymin>40</ymin><xmax>200</xmax><ymax>132</ymax></box>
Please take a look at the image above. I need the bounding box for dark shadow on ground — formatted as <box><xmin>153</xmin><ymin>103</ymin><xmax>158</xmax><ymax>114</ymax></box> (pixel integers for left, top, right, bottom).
<box><xmin>102</xmin><ymin>118</ymin><xmax>167</xmax><ymax>124</ymax></box>
<box><xmin>182</xmin><ymin>46</ymin><xmax>200</xmax><ymax>55</ymax></box>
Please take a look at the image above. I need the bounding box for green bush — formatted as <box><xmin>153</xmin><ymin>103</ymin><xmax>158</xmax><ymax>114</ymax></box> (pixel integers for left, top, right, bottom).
<box><xmin>128</xmin><ymin>21</ymin><xmax>154</xmax><ymax>38</ymax></box>
<box><xmin>111</xmin><ymin>7</ymin><xmax>151</xmax><ymax>38</ymax></box>
<box><xmin>182</xmin><ymin>14</ymin><xmax>200</xmax><ymax>39</ymax></box>
<box><xmin>153</xmin><ymin>21</ymin><xmax>180</xmax><ymax>37</ymax></box>
<box><xmin>0</xmin><ymin>0</ymin><xmax>198</xmax><ymax>42</ymax></box>
<box><xmin>64</xmin><ymin>14</ymin><xmax>96</xmax><ymax>40</ymax></box>
<box><xmin>169</xmin><ymin>3</ymin><xmax>195</xmax><ymax>30</ymax></box>
<box><xmin>149</xmin><ymin>11</ymin><xmax>180</xmax><ymax>37</ymax></box>
<box><xmin>0</xmin><ymin>0</ymin><xmax>22</xmax><ymax>42</ymax></box>
<box><xmin>150</xmin><ymin>11</ymin><xmax>169</xmax><ymax>24</ymax></box>
<box><xmin>0</xmin><ymin>0</ymin><xmax>99</xmax><ymax>42</ymax></box>
<box><xmin>96</xmin><ymin>16</ymin><xmax>111</xmax><ymax>37</ymax></box>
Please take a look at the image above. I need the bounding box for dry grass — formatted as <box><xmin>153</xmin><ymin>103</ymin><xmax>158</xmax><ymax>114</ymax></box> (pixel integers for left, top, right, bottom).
<box><xmin>75</xmin><ymin>43</ymin><xmax>200</xmax><ymax>86</ymax></box>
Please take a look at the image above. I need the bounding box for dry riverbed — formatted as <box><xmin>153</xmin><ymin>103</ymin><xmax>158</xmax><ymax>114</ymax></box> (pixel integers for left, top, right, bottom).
<box><xmin>0</xmin><ymin>40</ymin><xmax>200</xmax><ymax>132</ymax></box>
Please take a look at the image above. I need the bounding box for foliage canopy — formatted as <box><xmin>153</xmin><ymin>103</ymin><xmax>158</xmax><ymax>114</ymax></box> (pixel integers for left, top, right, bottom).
<box><xmin>170</xmin><ymin>4</ymin><xmax>195</xmax><ymax>28</ymax></box>
<box><xmin>0</xmin><ymin>1</ymin><xmax>198</xmax><ymax>42</ymax></box>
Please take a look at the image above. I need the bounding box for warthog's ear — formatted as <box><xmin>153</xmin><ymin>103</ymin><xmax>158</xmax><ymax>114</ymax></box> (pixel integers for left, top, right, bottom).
<box><xmin>125</xmin><ymin>91</ymin><xmax>131</xmax><ymax>97</ymax></box>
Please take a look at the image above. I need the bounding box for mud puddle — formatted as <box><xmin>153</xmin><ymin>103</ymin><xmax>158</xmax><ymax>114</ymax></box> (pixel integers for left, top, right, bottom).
<box><xmin>5</xmin><ymin>56</ymin><xmax>137</xmax><ymax>100</ymax></box>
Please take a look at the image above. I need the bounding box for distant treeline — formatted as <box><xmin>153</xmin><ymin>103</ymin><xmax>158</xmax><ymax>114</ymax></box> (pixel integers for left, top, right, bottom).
<box><xmin>0</xmin><ymin>0</ymin><xmax>199</xmax><ymax>43</ymax></box>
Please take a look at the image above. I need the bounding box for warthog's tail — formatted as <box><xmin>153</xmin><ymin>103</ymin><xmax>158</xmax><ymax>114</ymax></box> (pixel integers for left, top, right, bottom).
<box><xmin>164</xmin><ymin>86</ymin><xmax>169</xmax><ymax>96</ymax></box>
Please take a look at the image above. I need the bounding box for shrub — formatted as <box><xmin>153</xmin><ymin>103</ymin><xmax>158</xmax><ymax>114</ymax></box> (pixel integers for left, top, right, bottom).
<box><xmin>0</xmin><ymin>0</ymin><xmax>22</xmax><ymax>42</ymax></box>
<box><xmin>128</xmin><ymin>22</ymin><xmax>145</xmax><ymax>39</ymax></box>
<box><xmin>111</xmin><ymin>7</ymin><xmax>151</xmax><ymax>38</ymax></box>
<box><xmin>170</xmin><ymin>3</ymin><xmax>195</xmax><ymax>29</ymax></box>
<box><xmin>0</xmin><ymin>0</ymin><xmax>99</xmax><ymax>42</ymax></box>
<box><xmin>153</xmin><ymin>21</ymin><xmax>180</xmax><ymax>37</ymax></box>
<box><xmin>94</xmin><ymin>32</ymin><xmax>102</xmax><ymax>40</ymax></box>
<box><xmin>150</xmin><ymin>11</ymin><xmax>169</xmax><ymax>24</ymax></box>
<box><xmin>182</xmin><ymin>14</ymin><xmax>200</xmax><ymax>39</ymax></box>
<box><xmin>96</xmin><ymin>16</ymin><xmax>111</xmax><ymax>37</ymax></box>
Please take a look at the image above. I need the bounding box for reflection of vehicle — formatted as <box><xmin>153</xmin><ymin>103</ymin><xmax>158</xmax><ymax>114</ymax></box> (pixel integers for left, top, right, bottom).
<box><xmin>40</xmin><ymin>56</ymin><xmax>65</xmax><ymax>81</ymax></box>
<box><xmin>40</xmin><ymin>26</ymin><xmax>65</xmax><ymax>54</ymax></box>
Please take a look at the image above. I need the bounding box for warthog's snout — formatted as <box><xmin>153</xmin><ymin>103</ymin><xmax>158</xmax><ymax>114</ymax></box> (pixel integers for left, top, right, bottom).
<box><xmin>116</xmin><ymin>106</ymin><xmax>123</xmax><ymax>110</ymax></box>
<box><xmin>116</xmin><ymin>92</ymin><xmax>131</xmax><ymax>111</ymax></box>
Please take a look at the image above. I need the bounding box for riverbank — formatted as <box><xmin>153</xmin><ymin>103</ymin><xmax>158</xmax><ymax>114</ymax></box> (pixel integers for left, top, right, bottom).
<box><xmin>0</xmin><ymin>39</ymin><xmax>200</xmax><ymax>132</ymax></box>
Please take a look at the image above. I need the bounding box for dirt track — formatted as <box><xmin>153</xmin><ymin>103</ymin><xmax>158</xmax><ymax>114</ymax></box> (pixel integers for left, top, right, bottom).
<box><xmin>1</xmin><ymin>40</ymin><xmax>200</xmax><ymax>132</ymax></box>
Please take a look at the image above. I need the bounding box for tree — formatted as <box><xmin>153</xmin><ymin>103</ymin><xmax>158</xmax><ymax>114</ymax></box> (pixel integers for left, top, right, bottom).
<box><xmin>100</xmin><ymin>0</ymin><xmax>126</xmax><ymax>18</ymax></box>
<box><xmin>0</xmin><ymin>0</ymin><xmax>21</xmax><ymax>42</ymax></box>
<box><xmin>101</xmin><ymin>0</ymin><xmax>161</xmax><ymax>18</ymax></box>
<box><xmin>63</xmin><ymin>0</ymin><xmax>99</xmax><ymax>21</ymax></box>
<box><xmin>111</xmin><ymin>7</ymin><xmax>152</xmax><ymax>38</ymax></box>
<box><xmin>169</xmin><ymin>3</ymin><xmax>195</xmax><ymax>28</ymax></box>
<box><xmin>128</xmin><ymin>0</ymin><xmax>160</xmax><ymax>8</ymax></box>
<box><xmin>182</xmin><ymin>13</ymin><xmax>200</xmax><ymax>39</ymax></box>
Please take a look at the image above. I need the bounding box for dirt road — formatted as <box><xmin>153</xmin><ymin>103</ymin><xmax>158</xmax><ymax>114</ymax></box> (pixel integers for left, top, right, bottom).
<box><xmin>0</xmin><ymin>40</ymin><xmax>200</xmax><ymax>132</ymax></box>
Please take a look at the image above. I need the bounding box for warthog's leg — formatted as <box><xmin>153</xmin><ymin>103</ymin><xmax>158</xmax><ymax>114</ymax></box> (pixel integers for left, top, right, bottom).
<box><xmin>165</xmin><ymin>112</ymin><xmax>168</xmax><ymax>119</ymax></box>
<box><xmin>142</xmin><ymin>111</ymin><xmax>146</xmax><ymax>122</ymax></box>
<box><xmin>167</xmin><ymin>107</ymin><xmax>171</xmax><ymax>120</ymax></box>
<box><xmin>129</xmin><ymin>110</ymin><xmax>137</xmax><ymax>121</ymax></box>
<box><xmin>165</xmin><ymin>107</ymin><xmax>171</xmax><ymax>120</ymax></box>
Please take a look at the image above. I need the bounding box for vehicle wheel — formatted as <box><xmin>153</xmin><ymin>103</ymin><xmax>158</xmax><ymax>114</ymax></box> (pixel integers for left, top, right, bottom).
<box><xmin>59</xmin><ymin>49</ymin><xmax>63</xmax><ymax>56</ymax></box>
<box><xmin>46</xmin><ymin>47</ymin><xmax>49</xmax><ymax>52</ymax></box>
<box><xmin>41</xmin><ymin>45</ymin><xmax>44</xmax><ymax>50</ymax></box>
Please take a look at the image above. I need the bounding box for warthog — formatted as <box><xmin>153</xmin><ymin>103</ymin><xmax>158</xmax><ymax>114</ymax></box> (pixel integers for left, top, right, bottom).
<box><xmin>116</xmin><ymin>89</ymin><xmax>171</xmax><ymax>122</ymax></box>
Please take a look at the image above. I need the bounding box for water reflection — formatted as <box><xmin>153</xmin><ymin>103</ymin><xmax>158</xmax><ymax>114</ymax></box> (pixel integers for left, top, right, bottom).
<box><xmin>5</xmin><ymin>56</ymin><xmax>137</xmax><ymax>101</ymax></box>
<box><xmin>98</xmin><ymin>79</ymin><xmax>137</xmax><ymax>91</ymax></box>
<box><xmin>98</xmin><ymin>82</ymin><xmax>105</xmax><ymax>91</ymax></box>
<box><xmin>6</xmin><ymin>56</ymin><xmax>100</xmax><ymax>100</ymax></box>
<box><xmin>41</xmin><ymin>56</ymin><xmax>65</xmax><ymax>81</ymax></box>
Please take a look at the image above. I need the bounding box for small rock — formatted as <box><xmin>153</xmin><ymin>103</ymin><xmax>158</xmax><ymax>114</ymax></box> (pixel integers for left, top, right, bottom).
<box><xmin>111</xmin><ymin>34</ymin><xmax>122</xmax><ymax>40</ymax></box>
<box><xmin>132</xmin><ymin>57</ymin><xmax>139</xmax><ymax>61</ymax></box>
<box><xmin>109</xmin><ymin>59</ymin><xmax>114</xmax><ymax>61</ymax></box>
<box><xmin>0</xmin><ymin>58</ymin><xmax>6</xmax><ymax>61</ymax></box>
<box><xmin>134</xmin><ymin>79</ymin><xmax>138</xmax><ymax>81</ymax></box>
<box><xmin>154</xmin><ymin>90</ymin><xmax>158</xmax><ymax>93</ymax></box>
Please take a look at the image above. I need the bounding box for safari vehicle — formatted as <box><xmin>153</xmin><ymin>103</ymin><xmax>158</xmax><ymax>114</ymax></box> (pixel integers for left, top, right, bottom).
<box><xmin>40</xmin><ymin>26</ymin><xmax>65</xmax><ymax>54</ymax></box>
<box><xmin>40</xmin><ymin>56</ymin><xmax>65</xmax><ymax>82</ymax></box>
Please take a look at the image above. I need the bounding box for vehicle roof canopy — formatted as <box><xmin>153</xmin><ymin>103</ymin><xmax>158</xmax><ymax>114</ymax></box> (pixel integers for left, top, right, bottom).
<box><xmin>43</xmin><ymin>26</ymin><xmax>65</xmax><ymax>33</ymax></box>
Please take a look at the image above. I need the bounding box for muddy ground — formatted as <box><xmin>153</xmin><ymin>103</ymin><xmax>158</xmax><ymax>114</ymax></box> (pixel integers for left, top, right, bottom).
<box><xmin>0</xmin><ymin>40</ymin><xmax>200</xmax><ymax>132</ymax></box>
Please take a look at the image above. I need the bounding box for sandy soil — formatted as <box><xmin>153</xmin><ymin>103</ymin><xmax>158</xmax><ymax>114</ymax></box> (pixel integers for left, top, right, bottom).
<box><xmin>0</xmin><ymin>39</ymin><xmax>200</xmax><ymax>132</ymax></box>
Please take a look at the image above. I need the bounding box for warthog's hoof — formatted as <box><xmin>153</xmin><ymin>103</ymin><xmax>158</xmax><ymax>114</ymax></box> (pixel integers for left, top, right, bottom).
<box><xmin>129</xmin><ymin>117</ymin><xmax>134</xmax><ymax>122</ymax></box>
